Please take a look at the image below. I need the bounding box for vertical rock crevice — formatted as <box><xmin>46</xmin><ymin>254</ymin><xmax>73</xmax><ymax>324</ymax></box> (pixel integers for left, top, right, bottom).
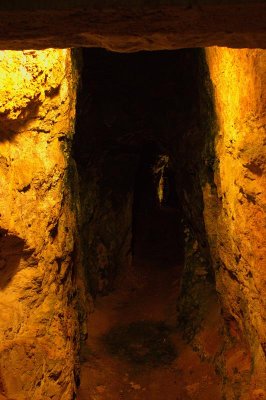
<box><xmin>173</xmin><ymin>48</ymin><xmax>224</xmax><ymax>370</ymax></box>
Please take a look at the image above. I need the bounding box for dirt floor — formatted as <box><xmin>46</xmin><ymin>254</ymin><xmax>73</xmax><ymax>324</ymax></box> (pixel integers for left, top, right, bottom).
<box><xmin>77</xmin><ymin>200</ymin><xmax>223</xmax><ymax>400</ymax></box>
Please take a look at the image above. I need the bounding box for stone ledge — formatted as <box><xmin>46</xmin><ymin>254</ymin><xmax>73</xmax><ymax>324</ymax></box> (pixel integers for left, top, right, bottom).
<box><xmin>0</xmin><ymin>3</ymin><xmax>265</xmax><ymax>50</ymax></box>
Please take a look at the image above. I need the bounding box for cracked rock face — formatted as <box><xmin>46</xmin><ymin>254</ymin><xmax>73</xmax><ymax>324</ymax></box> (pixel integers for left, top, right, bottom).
<box><xmin>204</xmin><ymin>47</ymin><xmax>266</xmax><ymax>397</ymax></box>
<box><xmin>0</xmin><ymin>49</ymin><xmax>80</xmax><ymax>399</ymax></box>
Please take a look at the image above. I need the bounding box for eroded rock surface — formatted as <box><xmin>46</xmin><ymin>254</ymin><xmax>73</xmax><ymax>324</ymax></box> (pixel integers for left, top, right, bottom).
<box><xmin>0</xmin><ymin>49</ymin><xmax>80</xmax><ymax>399</ymax></box>
<box><xmin>204</xmin><ymin>47</ymin><xmax>266</xmax><ymax>398</ymax></box>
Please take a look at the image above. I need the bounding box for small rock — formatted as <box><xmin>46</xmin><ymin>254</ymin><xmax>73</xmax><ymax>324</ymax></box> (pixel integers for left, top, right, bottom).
<box><xmin>186</xmin><ymin>382</ymin><xmax>200</xmax><ymax>396</ymax></box>
<box><xmin>192</xmin><ymin>240</ymin><xmax>198</xmax><ymax>251</ymax></box>
<box><xmin>130</xmin><ymin>382</ymin><xmax>141</xmax><ymax>390</ymax></box>
<box><xmin>195</xmin><ymin>267</ymin><xmax>208</xmax><ymax>277</ymax></box>
<box><xmin>96</xmin><ymin>385</ymin><xmax>106</xmax><ymax>393</ymax></box>
<box><xmin>252</xmin><ymin>389</ymin><xmax>266</xmax><ymax>400</ymax></box>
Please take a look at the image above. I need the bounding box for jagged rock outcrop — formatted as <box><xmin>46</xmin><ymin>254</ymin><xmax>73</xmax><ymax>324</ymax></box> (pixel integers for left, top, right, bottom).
<box><xmin>203</xmin><ymin>48</ymin><xmax>266</xmax><ymax>398</ymax></box>
<box><xmin>0</xmin><ymin>49</ymin><xmax>81</xmax><ymax>399</ymax></box>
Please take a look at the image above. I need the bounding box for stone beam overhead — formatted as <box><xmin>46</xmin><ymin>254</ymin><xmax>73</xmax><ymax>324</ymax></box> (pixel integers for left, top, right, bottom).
<box><xmin>0</xmin><ymin>1</ymin><xmax>265</xmax><ymax>51</ymax></box>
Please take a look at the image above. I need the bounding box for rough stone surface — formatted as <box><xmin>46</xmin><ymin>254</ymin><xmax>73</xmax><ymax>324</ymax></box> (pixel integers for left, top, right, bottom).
<box><xmin>0</xmin><ymin>43</ymin><xmax>265</xmax><ymax>400</ymax></box>
<box><xmin>0</xmin><ymin>2</ymin><xmax>265</xmax><ymax>51</ymax></box>
<box><xmin>0</xmin><ymin>49</ymin><xmax>81</xmax><ymax>399</ymax></box>
<box><xmin>171</xmin><ymin>49</ymin><xmax>225</xmax><ymax>378</ymax></box>
<box><xmin>77</xmin><ymin>157</ymin><xmax>136</xmax><ymax>296</ymax></box>
<box><xmin>204</xmin><ymin>47</ymin><xmax>266</xmax><ymax>397</ymax></box>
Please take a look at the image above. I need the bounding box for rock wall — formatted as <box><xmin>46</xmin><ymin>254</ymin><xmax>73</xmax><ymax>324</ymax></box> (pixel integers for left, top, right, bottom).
<box><xmin>0</xmin><ymin>49</ymin><xmax>81</xmax><ymax>399</ymax></box>
<box><xmin>1</xmin><ymin>45</ymin><xmax>264</xmax><ymax>399</ymax></box>
<box><xmin>76</xmin><ymin>156</ymin><xmax>137</xmax><ymax>296</ymax></box>
<box><xmin>0</xmin><ymin>2</ymin><xmax>265</xmax><ymax>51</ymax></box>
<box><xmin>172</xmin><ymin>49</ymin><xmax>225</xmax><ymax>370</ymax></box>
<box><xmin>204</xmin><ymin>48</ymin><xmax>266</xmax><ymax>398</ymax></box>
<box><xmin>169</xmin><ymin>47</ymin><xmax>266</xmax><ymax>399</ymax></box>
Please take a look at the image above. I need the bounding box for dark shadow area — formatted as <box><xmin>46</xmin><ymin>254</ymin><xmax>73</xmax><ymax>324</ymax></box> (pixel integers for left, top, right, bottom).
<box><xmin>0</xmin><ymin>100</ymin><xmax>41</xmax><ymax>143</ymax></box>
<box><xmin>73</xmin><ymin>48</ymin><xmax>199</xmax><ymax>168</ymax></box>
<box><xmin>132</xmin><ymin>142</ymin><xmax>184</xmax><ymax>267</ymax></box>
<box><xmin>73</xmin><ymin>48</ymin><xmax>198</xmax><ymax>295</ymax></box>
<box><xmin>75</xmin><ymin>48</ymin><xmax>224</xmax><ymax>400</ymax></box>
<box><xmin>0</xmin><ymin>228</ymin><xmax>32</xmax><ymax>289</ymax></box>
<box><xmin>104</xmin><ymin>320</ymin><xmax>177</xmax><ymax>366</ymax></box>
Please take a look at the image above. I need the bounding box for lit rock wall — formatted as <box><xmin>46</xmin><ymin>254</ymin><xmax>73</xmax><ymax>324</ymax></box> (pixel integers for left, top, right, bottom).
<box><xmin>0</xmin><ymin>49</ymin><xmax>80</xmax><ymax>399</ymax></box>
<box><xmin>204</xmin><ymin>48</ymin><xmax>266</xmax><ymax>398</ymax></box>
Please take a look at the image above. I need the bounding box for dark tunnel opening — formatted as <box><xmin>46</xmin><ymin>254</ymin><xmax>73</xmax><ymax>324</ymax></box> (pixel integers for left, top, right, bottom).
<box><xmin>72</xmin><ymin>45</ymin><xmax>225</xmax><ymax>399</ymax></box>
<box><xmin>0</xmin><ymin>7</ymin><xmax>264</xmax><ymax>397</ymax></box>
<box><xmin>73</xmin><ymin>47</ymin><xmax>200</xmax><ymax>295</ymax></box>
<box><xmin>132</xmin><ymin>141</ymin><xmax>184</xmax><ymax>267</ymax></box>
<box><xmin>71</xmin><ymin>46</ymin><xmax>225</xmax><ymax>399</ymax></box>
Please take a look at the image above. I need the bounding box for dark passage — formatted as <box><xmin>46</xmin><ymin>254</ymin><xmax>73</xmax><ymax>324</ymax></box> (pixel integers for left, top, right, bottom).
<box><xmin>75</xmin><ymin>48</ymin><xmax>222</xmax><ymax>399</ymax></box>
<box><xmin>132</xmin><ymin>142</ymin><xmax>184</xmax><ymax>267</ymax></box>
<box><xmin>73</xmin><ymin>47</ymin><xmax>199</xmax><ymax>295</ymax></box>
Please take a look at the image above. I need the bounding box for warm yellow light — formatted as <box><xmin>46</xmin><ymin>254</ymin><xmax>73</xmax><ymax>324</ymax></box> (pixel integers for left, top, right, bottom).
<box><xmin>205</xmin><ymin>48</ymin><xmax>264</xmax><ymax>143</ymax></box>
<box><xmin>204</xmin><ymin>47</ymin><xmax>266</xmax><ymax>374</ymax></box>
<box><xmin>205</xmin><ymin>47</ymin><xmax>265</xmax><ymax>217</ymax></box>
<box><xmin>0</xmin><ymin>47</ymin><xmax>78</xmax><ymax>399</ymax></box>
<box><xmin>0</xmin><ymin>47</ymin><xmax>76</xmax><ymax>237</ymax></box>
<box><xmin>153</xmin><ymin>154</ymin><xmax>169</xmax><ymax>204</ymax></box>
<box><xmin>0</xmin><ymin>48</ymin><xmax>69</xmax><ymax>123</ymax></box>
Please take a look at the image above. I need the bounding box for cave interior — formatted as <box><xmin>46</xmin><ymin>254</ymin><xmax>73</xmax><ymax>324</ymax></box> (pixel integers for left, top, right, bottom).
<box><xmin>0</xmin><ymin>6</ymin><xmax>265</xmax><ymax>400</ymax></box>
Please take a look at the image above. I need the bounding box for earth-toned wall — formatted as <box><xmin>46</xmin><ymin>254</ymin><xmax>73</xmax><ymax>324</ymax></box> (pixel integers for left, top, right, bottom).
<box><xmin>204</xmin><ymin>48</ymin><xmax>266</xmax><ymax>399</ymax></box>
<box><xmin>0</xmin><ymin>49</ymin><xmax>81</xmax><ymax>400</ymax></box>
<box><xmin>0</xmin><ymin>6</ymin><xmax>265</xmax><ymax>396</ymax></box>
<box><xmin>0</xmin><ymin>1</ymin><xmax>265</xmax><ymax>51</ymax></box>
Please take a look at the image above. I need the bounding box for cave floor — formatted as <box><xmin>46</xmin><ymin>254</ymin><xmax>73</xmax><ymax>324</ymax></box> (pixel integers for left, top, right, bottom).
<box><xmin>77</xmin><ymin>207</ymin><xmax>222</xmax><ymax>400</ymax></box>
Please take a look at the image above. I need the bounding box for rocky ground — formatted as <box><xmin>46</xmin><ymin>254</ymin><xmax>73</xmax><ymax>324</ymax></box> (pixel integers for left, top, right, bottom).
<box><xmin>78</xmin><ymin>205</ymin><xmax>223</xmax><ymax>400</ymax></box>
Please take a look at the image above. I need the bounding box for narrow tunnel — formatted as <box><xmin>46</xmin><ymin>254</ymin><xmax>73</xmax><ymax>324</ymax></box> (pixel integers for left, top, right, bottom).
<box><xmin>132</xmin><ymin>142</ymin><xmax>184</xmax><ymax>267</ymax></box>
<box><xmin>73</xmin><ymin>48</ymin><xmax>200</xmax><ymax>295</ymax></box>
<box><xmin>0</xmin><ymin>35</ymin><xmax>265</xmax><ymax>400</ymax></box>
<box><xmin>74</xmin><ymin>48</ymin><xmax>223</xmax><ymax>399</ymax></box>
